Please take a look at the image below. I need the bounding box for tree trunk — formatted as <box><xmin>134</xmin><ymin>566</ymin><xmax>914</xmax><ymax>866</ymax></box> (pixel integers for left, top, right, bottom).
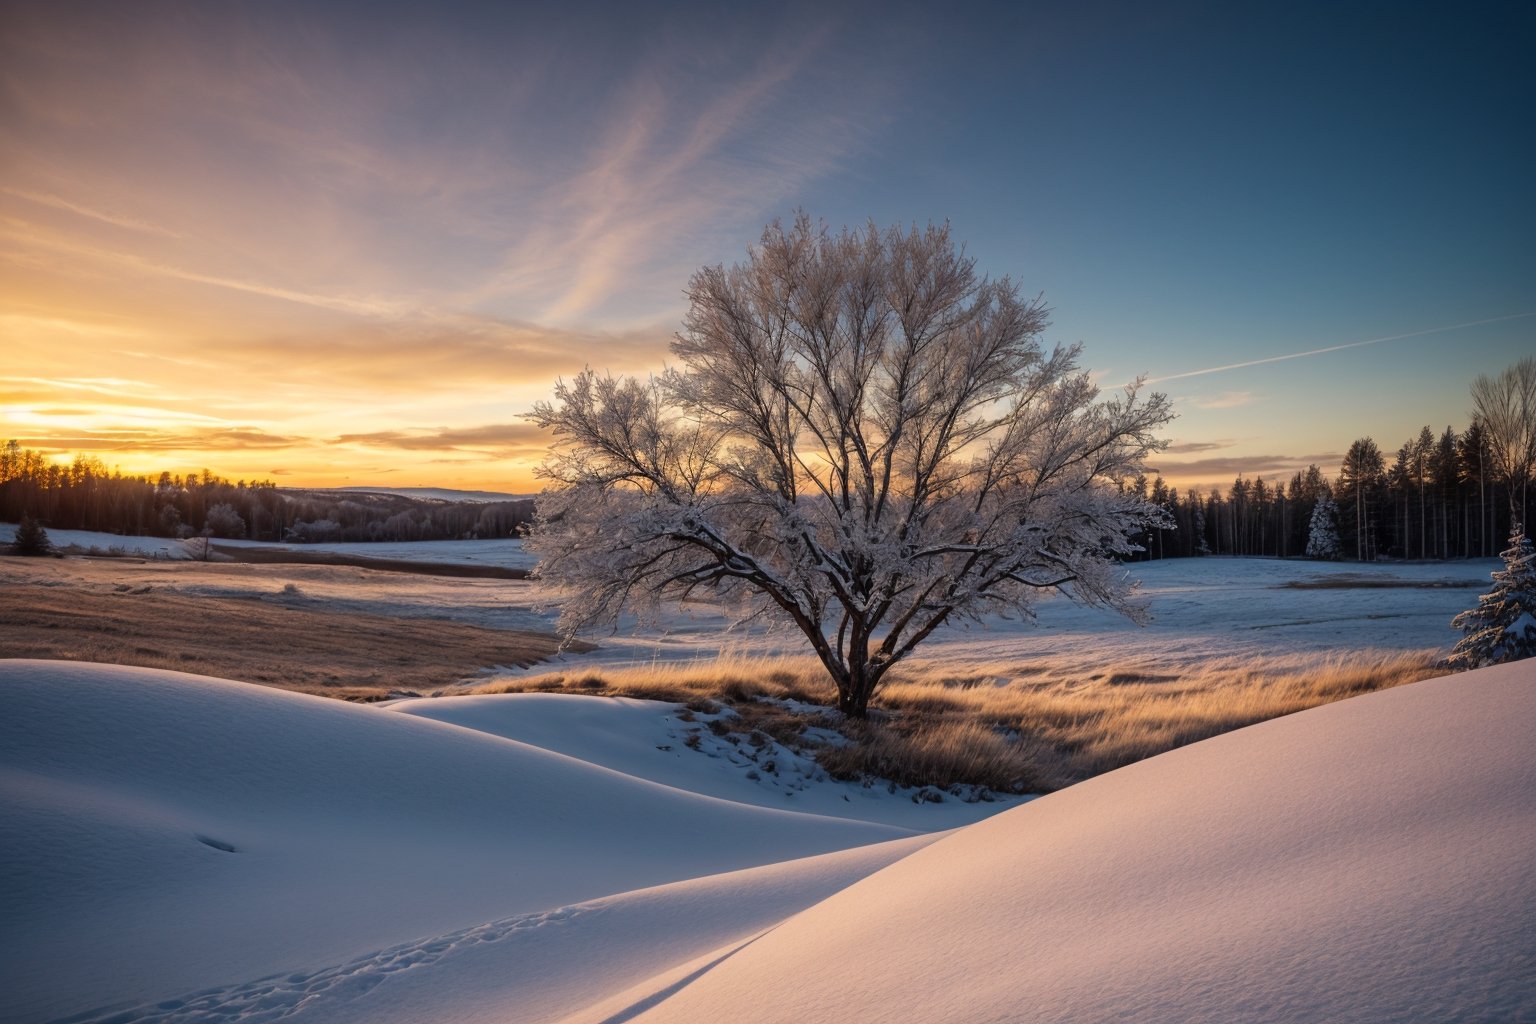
<box><xmin>836</xmin><ymin>664</ymin><xmax>875</xmax><ymax>719</ymax></box>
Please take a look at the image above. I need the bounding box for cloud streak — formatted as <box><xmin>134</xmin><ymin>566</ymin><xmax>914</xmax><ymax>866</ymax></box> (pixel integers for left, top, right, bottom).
<box><xmin>335</xmin><ymin>423</ymin><xmax>550</xmax><ymax>458</ymax></box>
<box><xmin>1150</xmin><ymin>452</ymin><xmax>1342</xmax><ymax>483</ymax></box>
<box><xmin>1</xmin><ymin>187</ymin><xmax>185</xmax><ymax>238</ymax></box>
<box><xmin>7</xmin><ymin>425</ymin><xmax>306</xmax><ymax>453</ymax></box>
<box><xmin>1190</xmin><ymin>391</ymin><xmax>1257</xmax><ymax>410</ymax></box>
<box><xmin>1149</xmin><ymin>313</ymin><xmax>1536</xmax><ymax>384</ymax></box>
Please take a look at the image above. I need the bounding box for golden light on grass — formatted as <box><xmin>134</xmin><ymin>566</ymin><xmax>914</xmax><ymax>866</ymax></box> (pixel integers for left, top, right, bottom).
<box><xmin>469</xmin><ymin>647</ymin><xmax>1445</xmax><ymax>790</ymax></box>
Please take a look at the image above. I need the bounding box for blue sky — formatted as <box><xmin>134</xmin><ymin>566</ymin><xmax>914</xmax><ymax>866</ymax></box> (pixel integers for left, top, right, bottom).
<box><xmin>2</xmin><ymin>0</ymin><xmax>1530</xmax><ymax>491</ymax></box>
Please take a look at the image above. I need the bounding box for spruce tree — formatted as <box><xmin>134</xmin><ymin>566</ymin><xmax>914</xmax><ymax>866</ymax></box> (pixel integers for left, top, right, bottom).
<box><xmin>1448</xmin><ymin>524</ymin><xmax>1536</xmax><ymax>669</ymax></box>
<box><xmin>1191</xmin><ymin>500</ymin><xmax>1210</xmax><ymax>555</ymax></box>
<box><xmin>12</xmin><ymin>514</ymin><xmax>51</xmax><ymax>556</ymax></box>
<box><xmin>1306</xmin><ymin>497</ymin><xmax>1342</xmax><ymax>560</ymax></box>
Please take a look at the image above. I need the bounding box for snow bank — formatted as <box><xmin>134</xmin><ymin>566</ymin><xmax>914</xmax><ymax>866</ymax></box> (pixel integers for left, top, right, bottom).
<box><xmin>0</xmin><ymin>661</ymin><xmax>908</xmax><ymax>1023</ymax></box>
<box><xmin>390</xmin><ymin>693</ymin><xmax>1031</xmax><ymax>830</ymax></box>
<box><xmin>0</xmin><ymin>523</ymin><xmax>538</xmax><ymax>569</ymax></box>
<box><xmin>620</xmin><ymin>661</ymin><xmax>1536</xmax><ymax>1024</ymax></box>
<box><xmin>216</xmin><ymin>535</ymin><xmax>539</xmax><ymax>570</ymax></box>
<box><xmin>53</xmin><ymin>836</ymin><xmax>936</xmax><ymax>1024</ymax></box>
<box><xmin>0</xmin><ymin>523</ymin><xmax>195</xmax><ymax>558</ymax></box>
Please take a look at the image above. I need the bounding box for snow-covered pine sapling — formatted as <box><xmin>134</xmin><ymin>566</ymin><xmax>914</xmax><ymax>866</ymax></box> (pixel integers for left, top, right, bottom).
<box><xmin>1305</xmin><ymin>497</ymin><xmax>1342</xmax><ymax>560</ymax></box>
<box><xmin>528</xmin><ymin>214</ymin><xmax>1174</xmax><ymax>718</ymax></box>
<box><xmin>1448</xmin><ymin>524</ymin><xmax>1536</xmax><ymax>669</ymax></box>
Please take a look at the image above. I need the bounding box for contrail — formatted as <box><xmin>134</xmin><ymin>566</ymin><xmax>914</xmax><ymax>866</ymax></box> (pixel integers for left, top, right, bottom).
<box><xmin>1147</xmin><ymin>312</ymin><xmax>1536</xmax><ymax>385</ymax></box>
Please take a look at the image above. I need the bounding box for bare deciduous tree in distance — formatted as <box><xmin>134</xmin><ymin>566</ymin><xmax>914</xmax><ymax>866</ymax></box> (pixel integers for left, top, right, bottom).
<box><xmin>1471</xmin><ymin>357</ymin><xmax>1536</xmax><ymax>530</ymax></box>
<box><xmin>528</xmin><ymin>215</ymin><xmax>1175</xmax><ymax>717</ymax></box>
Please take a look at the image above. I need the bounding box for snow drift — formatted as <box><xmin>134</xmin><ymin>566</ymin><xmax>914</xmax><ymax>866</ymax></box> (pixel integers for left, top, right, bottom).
<box><xmin>0</xmin><ymin>661</ymin><xmax>908</xmax><ymax>1022</ymax></box>
<box><xmin>5</xmin><ymin>657</ymin><xmax>1533</xmax><ymax>1024</ymax></box>
<box><xmin>388</xmin><ymin>692</ymin><xmax>1030</xmax><ymax>830</ymax></box>
<box><xmin>618</xmin><ymin>660</ymin><xmax>1536</xmax><ymax>1023</ymax></box>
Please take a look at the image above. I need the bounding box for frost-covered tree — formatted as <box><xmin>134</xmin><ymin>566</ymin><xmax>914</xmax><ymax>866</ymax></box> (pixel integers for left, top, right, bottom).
<box><xmin>529</xmin><ymin>215</ymin><xmax>1174</xmax><ymax>717</ymax></box>
<box><xmin>1306</xmin><ymin>497</ymin><xmax>1342</xmax><ymax>560</ymax></box>
<box><xmin>1449</xmin><ymin>524</ymin><xmax>1536</xmax><ymax>669</ymax></box>
<box><xmin>204</xmin><ymin>502</ymin><xmax>246</xmax><ymax>539</ymax></box>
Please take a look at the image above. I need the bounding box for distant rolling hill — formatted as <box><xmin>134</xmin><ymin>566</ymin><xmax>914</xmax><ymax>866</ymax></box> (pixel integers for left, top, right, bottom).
<box><xmin>319</xmin><ymin>486</ymin><xmax>534</xmax><ymax>504</ymax></box>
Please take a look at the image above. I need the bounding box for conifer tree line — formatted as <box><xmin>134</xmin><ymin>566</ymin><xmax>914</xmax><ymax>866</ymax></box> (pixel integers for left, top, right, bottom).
<box><xmin>1123</xmin><ymin>416</ymin><xmax>1518</xmax><ymax>562</ymax></box>
<box><xmin>0</xmin><ymin>440</ymin><xmax>534</xmax><ymax>544</ymax></box>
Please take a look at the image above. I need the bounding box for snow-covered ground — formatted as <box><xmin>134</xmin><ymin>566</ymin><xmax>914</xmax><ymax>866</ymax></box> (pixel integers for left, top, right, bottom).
<box><xmin>502</xmin><ymin>553</ymin><xmax>1496</xmax><ymax>683</ymax></box>
<box><xmin>4</xmin><ymin>522</ymin><xmax>1498</xmax><ymax>674</ymax></box>
<box><xmin>3</xmin><ymin>658</ymin><xmax>1532</xmax><ymax>1023</ymax></box>
<box><xmin>612</xmin><ymin>659</ymin><xmax>1536</xmax><ymax>1024</ymax></box>
<box><xmin>391</xmin><ymin>692</ymin><xmax>1031</xmax><ymax>830</ymax></box>
<box><xmin>0</xmin><ymin>661</ymin><xmax>915</xmax><ymax>1023</ymax></box>
<box><xmin>0</xmin><ymin>523</ymin><xmax>539</xmax><ymax>570</ymax></box>
<box><xmin>217</xmin><ymin>535</ymin><xmax>539</xmax><ymax>570</ymax></box>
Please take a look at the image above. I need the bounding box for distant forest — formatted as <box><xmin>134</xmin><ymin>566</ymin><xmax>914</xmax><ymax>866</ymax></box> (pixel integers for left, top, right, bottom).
<box><xmin>1128</xmin><ymin>420</ymin><xmax>1518</xmax><ymax>561</ymax></box>
<box><xmin>0</xmin><ymin>422</ymin><xmax>1521</xmax><ymax>559</ymax></box>
<box><xmin>0</xmin><ymin>440</ymin><xmax>535</xmax><ymax>544</ymax></box>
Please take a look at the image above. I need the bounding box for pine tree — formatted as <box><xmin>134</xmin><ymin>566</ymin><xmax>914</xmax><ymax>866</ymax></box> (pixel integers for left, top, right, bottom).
<box><xmin>1306</xmin><ymin>497</ymin><xmax>1342</xmax><ymax>560</ymax></box>
<box><xmin>1448</xmin><ymin>524</ymin><xmax>1536</xmax><ymax>669</ymax></box>
<box><xmin>12</xmin><ymin>514</ymin><xmax>51</xmax><ymax>556</ymax></box>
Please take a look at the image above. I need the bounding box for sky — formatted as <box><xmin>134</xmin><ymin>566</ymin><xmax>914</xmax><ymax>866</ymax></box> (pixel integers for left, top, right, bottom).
<box><xmin>2</xmin><ymin>0</ymin><xmax>1532</xmax><ymax>496</ymax></box>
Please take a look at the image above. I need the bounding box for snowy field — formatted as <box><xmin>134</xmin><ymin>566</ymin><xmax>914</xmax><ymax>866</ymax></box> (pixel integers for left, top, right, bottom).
<box><xmin>0</xmin><ymin>523</ymin><xmax>540</xmax><ymax>571</ymax></box>
<box><xmin>2</xmin><ymin>522</ymin><xmax>1497</xmax><ymax>681</ymax></box>
<box><xmin>2</xmin><ymin>658</ymin><xmax>1532</xmax><ymax>1023</ymax></box>
<box><xmin>500</xmin><ymin>553</ymin><xmax>1495</xmax><ymax>686</ymax></box>
<box><xmin>2</xmin><ymin>529</ymin><xmax>1530</xmax><ymax>1020</ymax></box>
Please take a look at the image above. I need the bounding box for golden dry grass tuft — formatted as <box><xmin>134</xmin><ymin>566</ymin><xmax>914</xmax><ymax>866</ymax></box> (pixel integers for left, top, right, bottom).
<box><xmin>468</xmin><ymin>652</ymin><xmax>837</xmax><ymax>706</ymax></box>
<box><xmin>471</xmin><ymin>646</ymin><xmax>1444</xmax><ymax>791</ymax></box>
<box><xmin>818</xmin><ymin>718</ymin><xmax>1046</xmax><ymax>793</ymax></box>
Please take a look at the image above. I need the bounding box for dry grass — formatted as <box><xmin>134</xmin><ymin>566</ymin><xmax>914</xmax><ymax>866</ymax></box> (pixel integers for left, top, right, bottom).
<box><xmin>0</xmin><ymin>580</ymin><xmax>579</xmax><ymax>700</ymax></box>
<box><xmin>471</xmin><ymin>647</ymin><xmax>1444</xmax><ymax>791</ymax></box>
<box><xmin>469</xmin><ymin>652</ymin><xmax>837</xmax><ymax>706</ymax></box>
<box><xmin>818</xmin><ymin>718</ymin><xmax>1045</xmax><ymax>793</ymax></box>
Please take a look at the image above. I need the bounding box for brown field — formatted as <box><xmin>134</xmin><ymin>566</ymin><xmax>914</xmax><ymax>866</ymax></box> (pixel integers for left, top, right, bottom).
<box><xmin>0</xmin><ymin>554</ymin><xmax>581</xmax><ymax>699</ymax></box>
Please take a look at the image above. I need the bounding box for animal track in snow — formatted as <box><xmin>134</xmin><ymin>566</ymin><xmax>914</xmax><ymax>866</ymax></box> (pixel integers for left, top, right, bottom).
<box><xmin>59</xmin><ymin>905</ymin><xmax>587</xmax><ymax>1024</ymax></box>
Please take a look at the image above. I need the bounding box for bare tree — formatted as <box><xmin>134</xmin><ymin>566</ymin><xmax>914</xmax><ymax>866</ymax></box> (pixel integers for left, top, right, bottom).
<box><xmin>1471</xmin><ymin>357</ymin><xmax>1536</xmax><ymax>530</ymax></box>
<box><xmin>529</xmin><ymin>215</ymin><xmax>1173</xmax><ymax>717</ymax></box>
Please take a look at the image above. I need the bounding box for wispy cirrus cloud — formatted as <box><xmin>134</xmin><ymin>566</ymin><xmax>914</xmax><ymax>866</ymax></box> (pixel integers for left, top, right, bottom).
<box><xmin>0</xmin><ymin>186</ymin><xmax>185</xmax><ymax>238</ymax></box>
<box><xmin>0</xmin><ymin>4</ymin><xmax>905</xmax><ymax>489</ymax></box>
<box><xmin>1150</xmin><ymin>451</ymin><xmax>1341</xmax><ymax>484</ymax></box>
<box><xmin>3</xmin><ymin>221</ymin><xmax>415</xmax><ymax>318</ymax></box>
<box><xmin>1189</xmin><ymin>391</ymin><xmax>1258</xmax><ymax>410</ymax></box>
<box><xmin>1163</xmin><ymin>439</ymin><xmax>1235</xmax><ymax>454</ymax></box>
<box><xmin>335</xmin><ymin>423</ymin><xmax>550</xmax><ymax>459</ymax></box>
<box><xmin>7</xmin><ymin>425</ymin><xmax>306</xmax><ymax>453</ymax></box>
<box><xmin>1149</xmin><ymin>313</ymin><xmax>1536</xmax><ymax>385</ymax></box>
